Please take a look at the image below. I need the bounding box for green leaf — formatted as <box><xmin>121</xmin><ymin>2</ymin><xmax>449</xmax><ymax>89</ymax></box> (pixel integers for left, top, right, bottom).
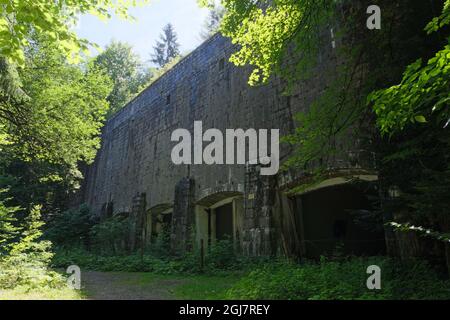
<box><xmin>414</xmin><ymin>115</ymin><xmax>427</xmax><ymax>123</ymax></box>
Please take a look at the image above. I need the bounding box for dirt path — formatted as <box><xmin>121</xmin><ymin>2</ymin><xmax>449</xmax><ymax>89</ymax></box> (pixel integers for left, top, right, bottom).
<box><xmin>81</xmin><ymin>272</ymin><xmax>185</xmax><ymax>300</ymax></box>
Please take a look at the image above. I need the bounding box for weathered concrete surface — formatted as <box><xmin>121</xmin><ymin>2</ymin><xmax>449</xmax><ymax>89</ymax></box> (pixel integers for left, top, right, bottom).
<box><xmin>82</xmin><ymin>34</ymin><xmax>379</xmax><ymax>256</ymax></box>
<box><xmin>83</xmin><ymin>35</ymin><xmax>301</xmax><ymax>215</ymax></box>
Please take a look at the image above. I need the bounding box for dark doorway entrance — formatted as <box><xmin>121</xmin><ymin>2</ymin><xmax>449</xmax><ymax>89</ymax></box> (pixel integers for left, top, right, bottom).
<box><xmin>162</xmin><ymin>213</ymin><xmax>172</xmax><ymax>226</ymax></box>
<box><xmin>295</xmin><ymin>184</ymin><xmax>385</xmax><ymax>257</ymax></box>
<box><xmin>215</xmin><ymin>203</ymin><xmax>233</xmax><ymax>241</ymax></box>
<box><xmin>150</xmin><ymin>212</ymin><xmax>172</xmax><ymax>242</ymax></box>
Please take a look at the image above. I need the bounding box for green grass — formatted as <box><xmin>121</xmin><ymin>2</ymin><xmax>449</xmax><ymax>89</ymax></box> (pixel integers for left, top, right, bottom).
<box><xmin>0</xmin><ymin>286</ymin><xmax>84</xmax><ymax>300</ymax></box>
<box><xmin>173</xmin><ymin>274</ymin><xmax>242</xmax><ymax>300</ymax></box>
<box><xmin>117</xmin><ymin>272</ymin><xmax>176</xmax><ymax>285</ymax></box>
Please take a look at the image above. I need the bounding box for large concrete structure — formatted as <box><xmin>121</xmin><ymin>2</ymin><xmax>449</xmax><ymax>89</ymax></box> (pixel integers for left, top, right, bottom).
<box><xmin>82</xmin><ymin>34</ymin><xmax>384</xmax><ymax>257</ymax></box>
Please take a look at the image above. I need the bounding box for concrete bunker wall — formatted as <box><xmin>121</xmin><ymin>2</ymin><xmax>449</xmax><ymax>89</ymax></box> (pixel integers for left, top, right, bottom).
<box><xmin>83</xmin><ymin>34</ymin><xmax>335</xmax><ymax>215</ymax></box>
<box><xmin>82</xmin><ymin>34</ymin><xmax>381</xmax><ymax>257</ymax></box>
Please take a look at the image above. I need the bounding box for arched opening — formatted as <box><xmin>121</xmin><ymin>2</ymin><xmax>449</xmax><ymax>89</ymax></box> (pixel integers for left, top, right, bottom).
<box><xmin>288</xmin><ymin>178</ymin><xmax>385</xmax><ymax>258</ymax></box>
<box><xmin>195</xmin><ymin>191</ymin><xmax>244</xmax><ymax>251</ymax></box>
<box><xmin>145</xmin><ymin>203</ymin><xmax>173</xmax><ymax>246</ymax></box>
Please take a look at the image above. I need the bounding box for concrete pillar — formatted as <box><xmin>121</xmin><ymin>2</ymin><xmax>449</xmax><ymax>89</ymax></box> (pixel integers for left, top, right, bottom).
<box><xmin>129</xmin><ymin>193</ymin><xmax>146</xmax><ymax>252</ymax></box>
<box><xmin>243</xmin><ymin>164</ymin><xmax>277</xmax><ymax>256</ymax></box>
<box><xmin>170</xmin><ymin>177</ymin><xmax>196</xmax><ymax>255</ymax></box>
<box><xmin>195</xmin><ymin>205</ymin><xmax>209</xmax><ymax>251</ymax></box>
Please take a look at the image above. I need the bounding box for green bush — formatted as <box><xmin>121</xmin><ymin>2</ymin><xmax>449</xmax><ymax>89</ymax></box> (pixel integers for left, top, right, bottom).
<box><xmin>52</xmin><ymin>248</ymin><xmax>191</xmax><ymax>274</ymax></box>
<box><xmin>90</xmin><ymin>215</ymin><xmax>129</xmax><ymax>255</ymax></box>
<box><xmin>206</xmin><ymin>238</ymin><xmax>236</xmax><ymax>269</ymax></box>
<box><xmin>46</xmin><ymin>205</ymin><xmax>132</xmax><ymax>255</ymax></box>
<box><xmin>52</xmin><ymin>244</ymin><xmax>262</xmax><ymax>275</ymax></box>
<box><xmin>52</xmin><ymin>236</ymin><xmax>276</xmax><ymax>275</ymax></box>
<box><xmin>146</xmin><ymin>227</ymin><xmax>171</xmax><ymax>258</ymax></box>
<box><xmin>226</xmin><ymin>256</ymin><xmax>450</xmax><ymax>300</ymax></box>
<box><xmin>45</xmin><ymin>204</ymin><xmax>95</xmax><ymax>249</ymax></box>
<box><xmin>0</xmin><ymin>189</ymin><xmax>20</xmax><ymax>255</ymax></box>
<box><xmin>0</xmin><ymin>205</ymin><xmax>68</xmax><ymax>290</ymax></box>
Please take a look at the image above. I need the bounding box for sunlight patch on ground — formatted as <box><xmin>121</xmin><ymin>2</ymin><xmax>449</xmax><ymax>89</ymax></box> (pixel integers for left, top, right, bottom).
<box><xmin>0</xmin><ymin>286</ymin><xmax>84</xmax><ymax>300</ymax></box>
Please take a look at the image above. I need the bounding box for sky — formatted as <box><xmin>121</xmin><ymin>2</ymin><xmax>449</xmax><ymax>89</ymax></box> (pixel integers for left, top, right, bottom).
<box><xmin>75</xmin><ymin>0</ymin><xmax>210</xmax><ymax>65</ymax></box>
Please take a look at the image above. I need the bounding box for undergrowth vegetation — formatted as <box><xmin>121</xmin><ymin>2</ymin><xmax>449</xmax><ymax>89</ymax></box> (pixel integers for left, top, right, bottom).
<box><xmin>48</xmin><ymin>205</ymin><xmax>267</xmax><ymax>274</ymax></box>
<box><xmin>46</xmin><ymin>205</ymin><xmax>450</xmax><ymax>300</ymax></box>
<box><xmin>226</xmin><ymin>257</ymin><xmax>450</xmax><ymax>300</ymax></box>
<box><xmin>51</xmin><ymin>246</ymin><xmax>450</xmax><ymax>300</ymax></box>
<box><xmin>0</xmin><ymin>201</ymin><xmax>78</xmax><ymax>299</ymax></box>
<box><xmin>52</xmin><ymin>242</ymin><xmax>269</xmax><ymax>275</ymax></box>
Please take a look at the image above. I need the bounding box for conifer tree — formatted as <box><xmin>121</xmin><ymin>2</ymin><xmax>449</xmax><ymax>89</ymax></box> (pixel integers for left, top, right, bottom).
<box><xmin>151</xmin><ymin>23</ymin><xmax>181</xmax><ymax>67</ymax></box>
